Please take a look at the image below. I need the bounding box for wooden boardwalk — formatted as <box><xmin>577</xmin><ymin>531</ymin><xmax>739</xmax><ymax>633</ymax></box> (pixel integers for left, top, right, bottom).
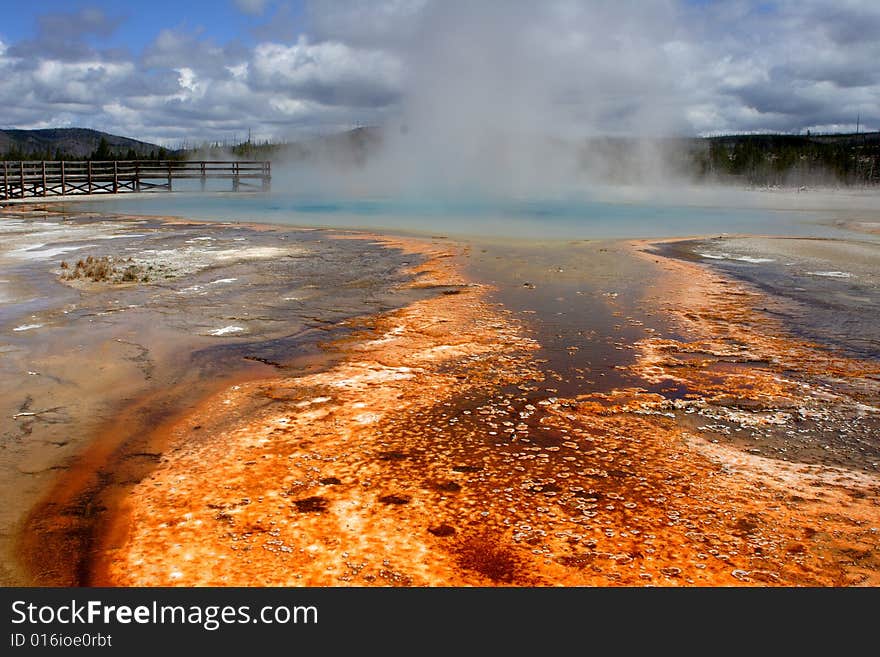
<box><xmin>1</xmin><ymin>160</ymin><xmax>271</xmax><ymax>200</ymax></box>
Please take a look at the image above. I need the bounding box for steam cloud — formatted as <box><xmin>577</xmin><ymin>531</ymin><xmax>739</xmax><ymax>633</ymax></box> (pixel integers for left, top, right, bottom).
<box><xmin>285</xmin><ymin>1</ymin><xmax>690</xmax><ymax>196</ymax></box>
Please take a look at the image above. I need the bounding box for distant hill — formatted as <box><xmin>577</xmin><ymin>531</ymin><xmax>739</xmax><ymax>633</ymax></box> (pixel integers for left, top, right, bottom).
<box><xmin>0</xmin><ymin>128</ymin><xmax>168</xmax><ymax>160</ymax></box>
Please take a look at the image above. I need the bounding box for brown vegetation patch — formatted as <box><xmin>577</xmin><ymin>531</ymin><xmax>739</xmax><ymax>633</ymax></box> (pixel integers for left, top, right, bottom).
<box><xmin>59</xmin><ymin>255</ymin><xmax>151</xmax><ymax>284</ymax></box>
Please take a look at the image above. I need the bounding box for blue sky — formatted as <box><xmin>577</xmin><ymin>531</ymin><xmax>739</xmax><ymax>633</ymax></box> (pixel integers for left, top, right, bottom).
<box><xmin>0</xmin><ymin>1</ymin><xmax>877</xmax><ymax>145</ymax></box>
<box><xmin>0</xmin><ymin>1</ymin><xmax>305</xmax><ymax>50</ymax></box>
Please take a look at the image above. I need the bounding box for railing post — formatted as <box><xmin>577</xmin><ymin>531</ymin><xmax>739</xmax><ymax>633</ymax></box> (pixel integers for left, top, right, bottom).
<box><xmin>167</xmin><ymin>161</ymin><xmax>172</xmax><ymax>191</ymax></box>
<box><xmin>113</xmin><ymin>161</ymin><xmax>119</xmax><ymax>193</ymax></box>
<box><xmin>19</xmin><ymin>161</ymin><xmax>25</xmax><ymax>198</ymax></box>
<box><xmin>2</xmin><ymin>161</ymin><xmax>7</xmax><ymax>200</ymax></box>
<box><xmin>135</xmin><ymin>161</ymin><xmax>141</xmax><ymax>191</ymax></box>
<box><xmin>233</xmin><ymin>161</ymin><xmax>239</xmax><ymax>192</ymax></box>
<box><xmin>61</xmin><ymin>161</ymin><xmax>66</xmax><ymax>195</ymax></box>
<box><xmin>88</xmin><ymin>161</ymin><xmax>93</xmax><ymax>194</ymax></box>
<box><xmin>262</xmin><ymin>161</ymin><xmax>271</xmax><ymax>191</ymax></box>
<box><xmin>200</xmin><ymin>161</ymin><xmax>206</xmax><ymax>191</ymax></box>
<box><xmin>41</xmin><ymin>161</ymin><xmax>47</xmax><ymax>196</ymax></box>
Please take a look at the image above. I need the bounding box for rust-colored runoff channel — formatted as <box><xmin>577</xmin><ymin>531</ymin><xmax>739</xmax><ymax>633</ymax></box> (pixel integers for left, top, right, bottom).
<box><xmin>18</xmin><ymin>234</ymin><xmax>880</xmax><ymax>587</ymax></box>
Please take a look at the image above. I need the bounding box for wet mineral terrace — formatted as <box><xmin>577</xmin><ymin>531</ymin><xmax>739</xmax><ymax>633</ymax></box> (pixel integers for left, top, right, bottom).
<box><xmin>0</xmin><ymin>209</ymin><xmax>457</xmax><ymax>585</ymax></box>
<box><xmin>90</xmin><ymin>231</ymin><xmax>879</xmax><ymax>587</ymax></box>
<box><xmin>659</xmin><ymin>235</ymin><xmax>880</xmax><ymax>360</ymax></box>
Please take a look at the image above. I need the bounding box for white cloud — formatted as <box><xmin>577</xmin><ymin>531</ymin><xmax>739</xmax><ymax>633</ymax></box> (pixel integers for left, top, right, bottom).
<box><xmin>251</xmin><ymin>37</ymin><xmax>402</xmax><ymax>107</ymax></box>
<box><xmin>267</xmin><ymin>97</ymin><xmax>311</xmax><ymax>117</ymax></box>
<box><xmin>1</xmin><ymin>1</ymin><xmax>879</xmax><ymax>144</ymax></box>
<box><xmin>306</xmin><ymin>0</ymin><xmax>427</xmax><ymax>47</ymax></box>
<box><xmin>234</xmin><ymin>0</ymin><xmax>268</xmax><ymax>16</ymax></box>
<box><xmin>226</xmin><ymin>63</ymin><xmax>249</xmax><ymax>80</ymax></box>
<box><xmin>31</xmin><ymin>59</ymin><xmax>135</xmax><ymax>105</ymax></box>
<box><xmin>175</xmin><ymin>67</ymin><xmax>202</xmax><ymax>95</ymax></box>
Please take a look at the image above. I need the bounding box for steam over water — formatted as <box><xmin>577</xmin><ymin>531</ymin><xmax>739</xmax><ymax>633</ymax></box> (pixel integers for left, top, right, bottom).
<box><xmin>71</xmin><ymin>0</ymin><xmax>880</xmax><ymax>241</ymax></box>
<box><xmin>76</xmin><ymin>192</ymin><xmax>850</xmax><ymax>241</ymax></box>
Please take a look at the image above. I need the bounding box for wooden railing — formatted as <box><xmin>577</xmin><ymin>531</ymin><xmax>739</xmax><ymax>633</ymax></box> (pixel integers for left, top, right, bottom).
<box><xmin>0</xmin><ymin>160</ymin><xmax>271</xmax><ymax>200</ymax></box>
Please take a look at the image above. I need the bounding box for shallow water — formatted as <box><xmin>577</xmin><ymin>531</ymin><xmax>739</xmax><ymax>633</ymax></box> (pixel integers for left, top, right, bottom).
<box><xmin>71</xmin><ymin>192</ymin><xmax>852</xmax><ymax>241</ymax></box>
<box><xmin>64</xmin><ymin>192</ymin><xmax>880</xmax><ymax>376</ymax></box>
<box><xmin>660</xmin><ymin>237</ymin><xmax>880</xmax><ymax>359</ymax></box>
<box><xmin>466</xmin><ymin>241</ymin><xmax>680</xmax><ymax>398</ymax></box>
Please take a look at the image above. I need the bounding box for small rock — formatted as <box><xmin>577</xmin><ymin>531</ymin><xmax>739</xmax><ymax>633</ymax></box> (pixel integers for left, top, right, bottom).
<box><xmin>293</xmin><ymin>496</ymin><xmax>328</xmax><ymax>513</ymax></box>
<box><xmin>428</xmin><ymin>524</ymin><xmax>456</xmax><ymax>537</ymax></box>
<box><xmin>660</xmin><ymin>566</ymin><xmax>681</xmax><ymax>578</ymax></box>
<box><xmin>378</xmin><ymin>494</ymin><xmax>411</xmax><ymax>505</ymax></box>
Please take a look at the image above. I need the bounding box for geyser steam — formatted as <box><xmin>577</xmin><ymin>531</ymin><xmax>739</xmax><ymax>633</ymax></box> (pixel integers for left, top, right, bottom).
<box><xmin>284</xmin><ymin>1</ymin><xmax>695</xmax><ymax>197</ymax></box>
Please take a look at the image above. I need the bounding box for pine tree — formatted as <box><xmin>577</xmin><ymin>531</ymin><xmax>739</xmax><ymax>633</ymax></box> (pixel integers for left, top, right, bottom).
<box><xmin>92</xmin><ymin>137</ymin><xmax>112</xmax><ymax>160</ymax></box>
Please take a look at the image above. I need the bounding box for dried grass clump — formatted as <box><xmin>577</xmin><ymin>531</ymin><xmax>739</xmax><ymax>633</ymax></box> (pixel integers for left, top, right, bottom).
<box><xmin>60</xmin><ymin>255</ymin><xmax>152</xmax><ymax>284</ymax></box>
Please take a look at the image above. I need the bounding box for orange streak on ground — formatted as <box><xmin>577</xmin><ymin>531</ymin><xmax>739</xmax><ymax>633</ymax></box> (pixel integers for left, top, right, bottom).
<box><xmin>96</xmin><ymin>236</ymin><xmax>543</xmax><ymax>585</ymax></box>
<box><xmin>93</xmin><ymin>237</ymin><xmax>879</xmax><ymax>587</ymax></box>
<box><xmin>17</xmin><ymin>369</ymin><xmax>270</xmax><ymax>586</ymax></box>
